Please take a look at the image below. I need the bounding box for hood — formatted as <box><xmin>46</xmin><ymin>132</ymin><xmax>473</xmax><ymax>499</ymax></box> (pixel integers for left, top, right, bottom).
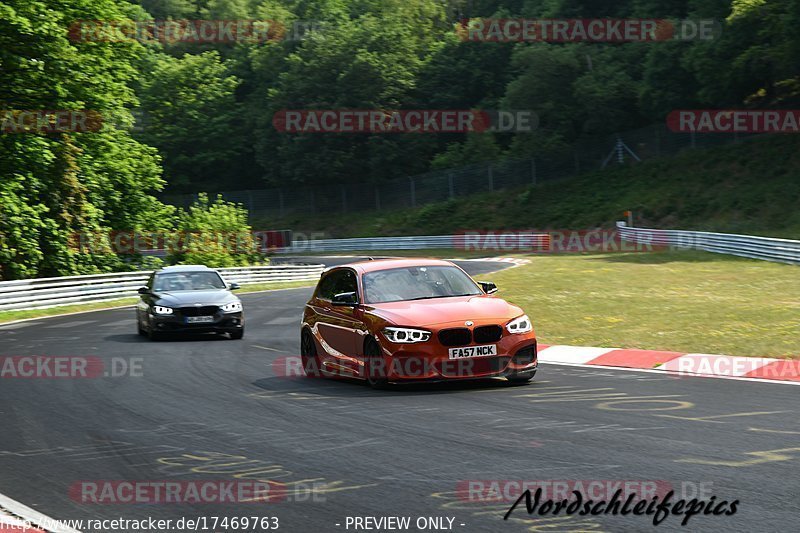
<box><xmin>367</xmin><ymin>295</ymin><xmax>523</xmax><ymax>327</ymax></box>
<box><xmin>154</xmin><ymin>290</ymin><xmax>238</xmax><ymax>307</ymax></box>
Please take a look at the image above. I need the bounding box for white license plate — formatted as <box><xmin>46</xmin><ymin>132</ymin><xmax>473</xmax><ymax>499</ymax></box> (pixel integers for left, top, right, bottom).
<box><xmin>186</xmin><ymin>316</ymin><xmax>214</xmax><ymax>324</ymax></box>
<box><xmin>448</xmin><ymin>344</ymin><xmax>497</xmax><ymax>359</ymax></box>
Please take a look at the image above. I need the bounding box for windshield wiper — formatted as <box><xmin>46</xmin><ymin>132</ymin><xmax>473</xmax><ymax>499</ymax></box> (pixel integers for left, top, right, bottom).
<box><xmin>407</xmin><ymin>293</ymin><xmax>477</xmax><ymax>301</ymax></box>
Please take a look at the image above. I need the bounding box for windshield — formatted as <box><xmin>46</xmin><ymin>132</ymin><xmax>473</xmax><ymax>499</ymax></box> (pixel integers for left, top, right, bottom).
<box><xmin>363</xmin><ymin>266</ymin><xmax>483</xmax><ymax>304</ymax></box>
<box><xmin>154</xmin><ymin>272</ymin><xmax>226</xmax><ymax>292</ymax></box>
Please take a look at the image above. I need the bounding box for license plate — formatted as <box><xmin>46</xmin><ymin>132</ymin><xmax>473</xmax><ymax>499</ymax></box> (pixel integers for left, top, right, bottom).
<box><xmin>448</xmin><ymin>344</ymin><xmax>497</xmax><ymax>359</ymax></box>
<box><xmin>186</xmin><ymin>316</ymin><xmax>214</xmax><ymax>324</ymax></box>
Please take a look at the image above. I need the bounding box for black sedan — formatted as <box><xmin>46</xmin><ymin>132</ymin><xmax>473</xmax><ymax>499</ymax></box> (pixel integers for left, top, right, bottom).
<box><xmin>136</xmin><ymin>265</ymin><xmax>245</xmax><ymax>340</ymax></box>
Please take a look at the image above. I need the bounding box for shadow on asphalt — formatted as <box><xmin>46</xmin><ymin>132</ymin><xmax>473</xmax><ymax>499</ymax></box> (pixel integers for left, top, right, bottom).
<box><xmin>105</xmin><ymin>333</ymin><xmax>233</xmax><ymax>343</ymax></box>
<box><xmin>251</xmin><ymin>374</ymin><xmax>533</xmax><ymax>397</ymax></box>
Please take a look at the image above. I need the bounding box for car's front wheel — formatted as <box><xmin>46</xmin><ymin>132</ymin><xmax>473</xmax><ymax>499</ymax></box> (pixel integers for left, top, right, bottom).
<box><xmin>300</xmin><ymin>329</ymin><xmax>321</xmax><ymax>377</ymax></box>
<box><xmin>229</xmin><ymin>329</ymin><xmax>244</xmax><ymax>340</ymax></box>
<box><xmin>147</xmin><ymin>324</ymin><xmax>165</xmax><ymax>341</ymax></box>
<box><xmin>365</xmin><ymin>337</ymin><xmax>389</xmax><ymax>390</ymax></box>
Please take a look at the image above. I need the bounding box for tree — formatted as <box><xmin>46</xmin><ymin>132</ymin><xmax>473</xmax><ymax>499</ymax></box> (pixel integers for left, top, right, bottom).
<box><xmin>0</xmin><ymin>0</ymin><xmax>168</xmax><ymax>279</ymax></box>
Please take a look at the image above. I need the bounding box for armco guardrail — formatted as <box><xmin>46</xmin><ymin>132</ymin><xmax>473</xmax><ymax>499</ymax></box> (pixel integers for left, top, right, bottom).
<box><xmin>0</xmin><ymin>265</ymin><xmax>325</xmax><ymax>311</ymax></box>
<box><xmin>617</xmin><ymin>222</ymin><xmax>800</xmax><ymax>265</ymax></box>
<box><xmin>276</xmin><ymin>233</ymin><xmax>548</xmax><ymax>253</ymax></box>
<box><xmin>278</xmin><ymin>235</ymin><xmax>455</xmax><ymax>252</ymax></box>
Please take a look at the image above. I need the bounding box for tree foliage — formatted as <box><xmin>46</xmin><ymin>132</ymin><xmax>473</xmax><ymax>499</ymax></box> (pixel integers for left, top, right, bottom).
<box><xmin>2</xmin><ymin>0</ymin><xmax>798</xmax><ymax>278</ymax></box>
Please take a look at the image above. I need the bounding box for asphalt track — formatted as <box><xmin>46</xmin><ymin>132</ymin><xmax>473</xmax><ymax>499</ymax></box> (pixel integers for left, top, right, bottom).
<box><xmin>0</xmin><ymin>258</ymin><xmax>798</xmax><ymax>533</ymax></box>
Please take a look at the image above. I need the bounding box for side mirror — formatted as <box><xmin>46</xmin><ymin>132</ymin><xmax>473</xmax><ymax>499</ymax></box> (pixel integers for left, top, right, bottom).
<box><xmin>332</xmin><ymin>291</ymin><xmax>358</xmax><ymax>306</ymax></box>
<box><xmin>229</xmin><ymin>282</ymin><xmax>241</xmax><ymax>290</ymax></box>
<box><xmin>479</xmin><ymin>281</ymin><xmax>498</xmax><ymax>294</ymax></box>
<box><xmin>137</xmin><ymin>287</ymin><xmax>150</xmax><ymax>295</ymax></box>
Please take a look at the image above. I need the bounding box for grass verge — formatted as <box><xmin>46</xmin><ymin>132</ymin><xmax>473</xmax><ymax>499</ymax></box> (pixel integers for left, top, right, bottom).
<box><xmin>0</xmin><ymin>280</ymin><xmax>314</xmax><ymax>324</ymax></box>
<box><xmin>481</xmin><ymin>250</ymin><xmax>800</xmax><ymax>359</ymax></box>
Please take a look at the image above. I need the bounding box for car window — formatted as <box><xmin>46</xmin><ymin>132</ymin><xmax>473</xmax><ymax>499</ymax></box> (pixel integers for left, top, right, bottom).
<box><xmin>153</xmin><ymin>272</ymin><xmax>226</xmax><ymax>291</ymax></box>
<box><xmin>317</xmin><ymin>269</ymin><xmax>358</xmax><ymax>300</ymax></box>
<box><xmin>363</xmin><ymin>266</ymin><xmax>482</xmax><ymax>304</ymax></box>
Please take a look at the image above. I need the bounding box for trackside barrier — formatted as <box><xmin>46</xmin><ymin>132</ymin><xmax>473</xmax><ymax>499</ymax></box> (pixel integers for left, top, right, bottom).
<box><xmin>0</xmin><ymin>265</ymin><xmax>325</xmax><ymax>311</ymax></box>
<box><xmin>617</xmin><ymin>222</ymin><xmax>800</xmax><ymax>265</ymax></box>
<box><xmin>276</xmin><ymin>234</ymin><xmax>549</xmax><ymax>253</ymax></box>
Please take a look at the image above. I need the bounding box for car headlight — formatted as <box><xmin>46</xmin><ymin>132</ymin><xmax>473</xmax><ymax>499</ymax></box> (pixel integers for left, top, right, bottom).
<box><xmin>382</xmin><ymin>327</ymin><xmax>431</xmax><ymax>344</ymax></box>
<box><xmin>153</xmin><ymin>306</ymin><xmax>173</xmax><ymax>315</ymax></box>
<box><xmin>506</xmin><ymin>314</ymin><xmax>532</xmax><ymax>334</ymax></box>
<box><xmin>221</xmin><ymin>301</ymin><xmax>243</xmax><ymax>313</ymax></box>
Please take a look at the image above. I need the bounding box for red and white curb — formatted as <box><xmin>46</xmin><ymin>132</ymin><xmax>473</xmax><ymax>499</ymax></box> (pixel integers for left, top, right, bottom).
<box><xmin>538</xmin><ymin>345</ymin><xmax>800</xmax><ymax>384</ymax></box>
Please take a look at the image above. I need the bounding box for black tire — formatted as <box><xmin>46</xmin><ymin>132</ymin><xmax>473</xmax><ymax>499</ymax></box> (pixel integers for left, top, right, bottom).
<box><xmin>147</xmin><ymin>320</ymin><xmax>165</xmax><ymax>341</ymax></box>
<box><xmin>137</xmin><ymin>319</ymin><xmax>147</xmax><ymax>337</ymax></box>
<box><xmin>364</xmin><ymin>337</ymin><xmax>389</xmax><ymax>390</ymax></box>
<box><xmin>229</xmin><ymin>329</ymin><xmax>244</xmax><ymax>340</ymax></box>
<box><xmin>507</xmin><ymin>370</ymin><xmax>536</xmax><ymax>384</ymax></box>
<box><xmin>300</xmin><ymin>330</ymin><xmax>321</xmax><ymax>378</ymax></box>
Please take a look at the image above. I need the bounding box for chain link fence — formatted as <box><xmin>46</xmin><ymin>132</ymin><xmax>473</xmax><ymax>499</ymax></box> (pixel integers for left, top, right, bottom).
<box><xmin>161</xmin><ymin>123</ymin><xmax>762</xmax><ymax>220</ymax></box>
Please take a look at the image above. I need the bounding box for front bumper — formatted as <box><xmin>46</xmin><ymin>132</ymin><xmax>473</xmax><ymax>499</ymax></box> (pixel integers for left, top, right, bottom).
<box><xmin>149</xmin><ymin>311</ymin><xmax>244</xmax><ymax>333</ymax></box>
<box><xmin>375</xmin><ymin>334</ymin><xmax>538</xmax><ymax>382</ymax></box>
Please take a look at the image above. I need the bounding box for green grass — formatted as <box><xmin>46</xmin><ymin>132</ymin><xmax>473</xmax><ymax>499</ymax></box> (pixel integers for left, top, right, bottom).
<box><xmin>0</xmin><ymin>281</ymin><xmax>314</xmax><ymax>325</ymax></box>
<box><xmin>480</xmin><ymin>250</ymin><xmax>800</xmax><ymax>359</ymax></box>
<box><xmin>260</xmin><ymin>135</ymin><xmax>800</xmax><ymax>239</ymax></box>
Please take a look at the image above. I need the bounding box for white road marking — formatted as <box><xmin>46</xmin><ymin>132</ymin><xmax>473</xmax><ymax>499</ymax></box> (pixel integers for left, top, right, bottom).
<box><xmin>543</xmin><ymin>361</ymin><xmax>800</xmax><ymax>386</ymax></box>
<box><xmin>252</xmin><ymin>344</ymin><xmax>282</xmax><ymax>353</ymax></box>
<box><xmin>264</xmin><ymin>316</ymin><xmax>299</xmax><ymax>326</ymax></box>
<box><xmin>0</xmin><ymin>323</ymin><xmax>34</xmax><ymax>330</ymax></box>
<box><xmin>0</xmin><ymin>492</ymin><xmax>82</xmax><ymax>533</ymax></box>
<box><xmin>45</xmin><ymin>320</ymin><xmax>96</xmax><ymax>329</ymax></box>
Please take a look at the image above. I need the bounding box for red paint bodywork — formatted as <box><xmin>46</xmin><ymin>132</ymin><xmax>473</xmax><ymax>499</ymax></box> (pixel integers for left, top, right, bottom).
<box><xmin>301</xmin><ymin>259</ymin><xmax>538</xmax><ymax>382</ymax></box>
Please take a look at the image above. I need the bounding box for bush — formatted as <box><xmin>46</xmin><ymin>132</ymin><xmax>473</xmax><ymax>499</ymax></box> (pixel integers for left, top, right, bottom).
<box><xmin>168</xmin><ymin>194</ymin><xmax>260</xmax><ymax>268</ymax></box>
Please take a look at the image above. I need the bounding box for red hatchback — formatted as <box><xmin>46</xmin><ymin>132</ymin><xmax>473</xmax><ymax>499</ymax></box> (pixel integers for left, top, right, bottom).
<box><xmin>301</xmin><ymin>259</ymin><xmax>538</xmax><ymax>388</ymax></box>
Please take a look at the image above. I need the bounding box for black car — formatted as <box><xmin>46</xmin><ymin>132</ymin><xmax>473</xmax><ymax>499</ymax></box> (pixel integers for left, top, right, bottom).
<box><xmin>136</xmin><ymin>265</ymin><xmax>245</xmax><ymax>340</ymax></box>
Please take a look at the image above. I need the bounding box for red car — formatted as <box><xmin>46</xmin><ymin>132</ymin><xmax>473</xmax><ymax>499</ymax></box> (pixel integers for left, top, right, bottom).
<box><xmin>300</xmin><ymin>258</ymin><xmax>538</xmax><ymax>388</ymax></box>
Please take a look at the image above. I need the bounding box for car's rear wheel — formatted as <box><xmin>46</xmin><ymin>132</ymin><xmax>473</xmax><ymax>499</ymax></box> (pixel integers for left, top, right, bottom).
<box><xmin>507</xmin><ymin>370</ymin><xmax>536</xmax><ymax>384</ymax></box>
<box><xmin>300</xmin><ymin>329</ymin><xmax>321</xmax><ymax>377</ymax></box>
<box><xmin>365</xmin><ymin>337</ymin><xmax>389</xmax><ymax>389</ymax></box>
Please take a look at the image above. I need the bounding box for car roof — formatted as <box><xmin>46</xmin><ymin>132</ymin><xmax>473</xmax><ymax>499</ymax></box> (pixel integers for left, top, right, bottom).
<box><xmin>339</xmin><ymin>258</ymin><xmax>456</xmax><ymax>274</ymax></box>
<box><xmin>157</xmin><ymin>265</ymin><xmax>215</xmax><ymax>273</ymax></box>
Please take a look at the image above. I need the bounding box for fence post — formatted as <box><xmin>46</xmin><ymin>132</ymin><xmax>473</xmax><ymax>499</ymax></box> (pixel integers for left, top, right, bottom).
<box><xmin>448</xmin><ymin>173</ymin><xmax>454</xmax><ymax>199</ymax></box>
<box><xmin>488</xmin><ymin>164</ymin><xmax>494</xmax><ymax>191</ymax></box>
<box><xmin>409</xmin><ymin>177</ymin><xmax>416</xmax><ymax>208</ymax></box>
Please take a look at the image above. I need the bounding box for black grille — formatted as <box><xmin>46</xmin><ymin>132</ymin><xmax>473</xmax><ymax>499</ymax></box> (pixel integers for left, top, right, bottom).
<box><xmin>180</xmin><ymin>306</ymin><xmax>219</xmax><ymax>317</ymax></box>
<box><xmin>473</xmin><ymin>325</ymin><xmax>503</xmax><ymax>343</ymax></box>
<box><xmin>438</xmin><ymin>328</ymin><xmax>471</xmax><ymax>347</ymax></box>
<box><xmin>512</xmin><ymin>345</ymin><xmax>537</xmax><ymax>365</ymax></box>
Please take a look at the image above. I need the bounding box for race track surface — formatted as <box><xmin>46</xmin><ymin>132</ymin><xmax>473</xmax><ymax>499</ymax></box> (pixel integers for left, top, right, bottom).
<box><xmin>1</xmin><ymin>259</ymin><xmax>798</xmax><ymax>533</ymax></box>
